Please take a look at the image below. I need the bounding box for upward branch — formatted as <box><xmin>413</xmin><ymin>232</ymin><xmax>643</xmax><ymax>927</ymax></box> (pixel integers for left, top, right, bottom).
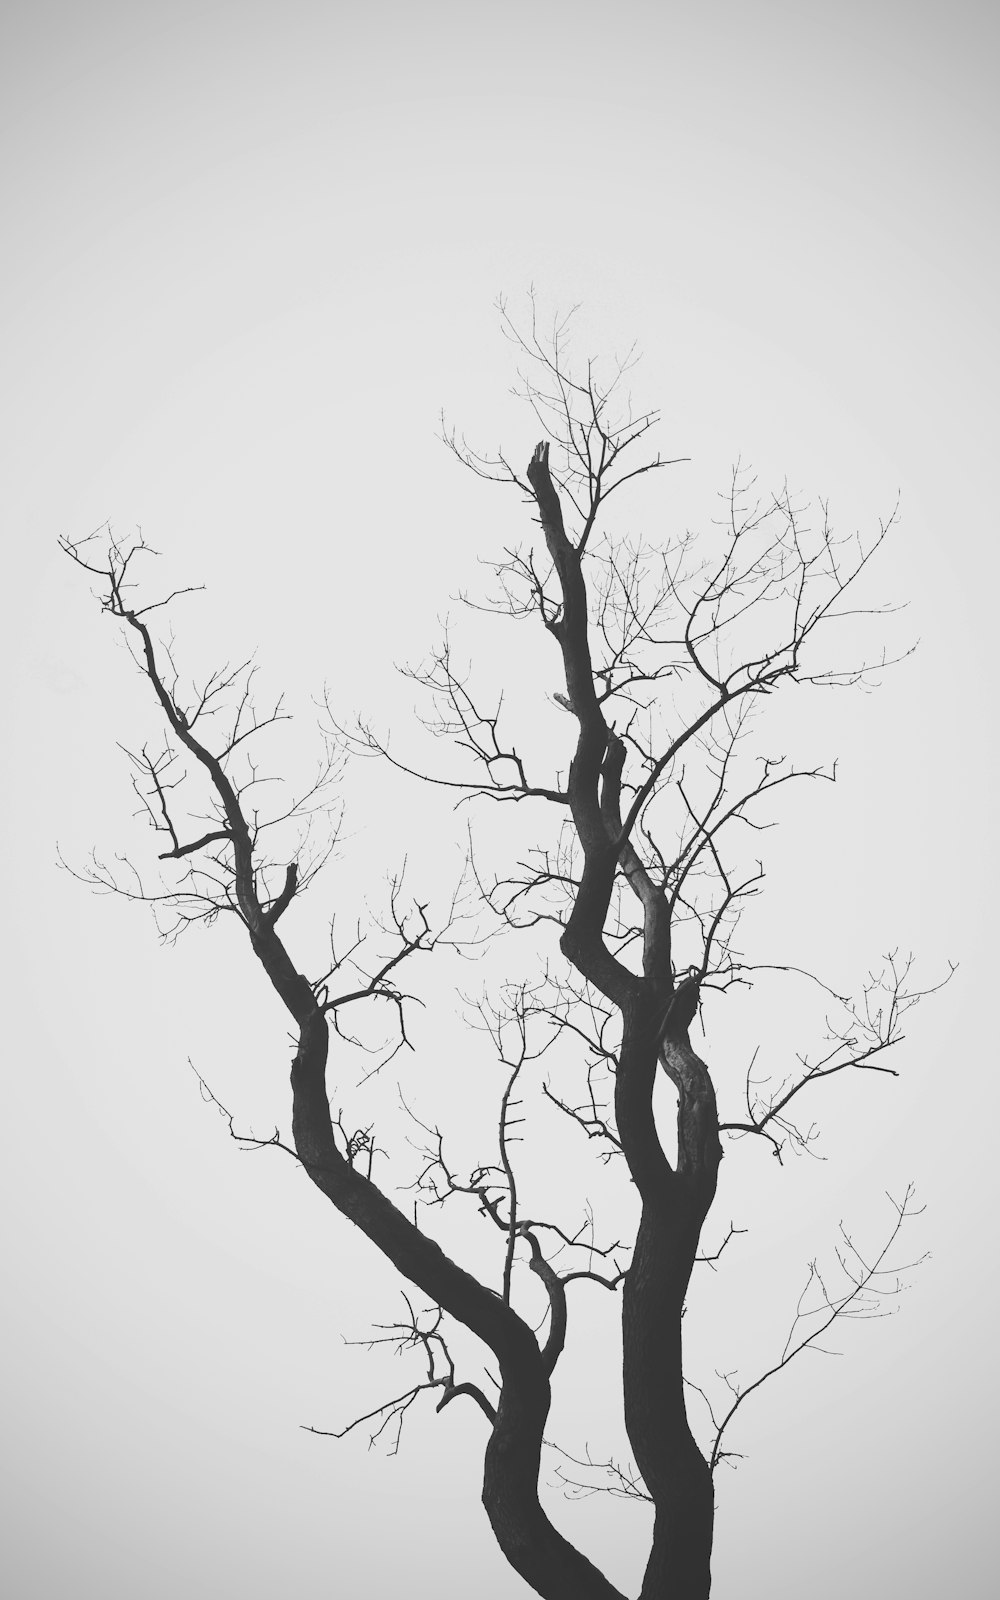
<box><xmin>62</xmin><ymin>523</ymin><xmax>628</xmax><ymax>1600</ymax></box>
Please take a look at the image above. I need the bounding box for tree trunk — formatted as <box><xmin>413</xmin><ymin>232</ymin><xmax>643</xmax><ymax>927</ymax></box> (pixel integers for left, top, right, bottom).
<box><xmin>618</xmin><ymin>1010</ymin><xmax>721</xmax><ymax>1598</ymax></box>
<box><xmin>625</xmin><ymin>1205</ymin><xmax>715</xmax><ymax>1599</ymax></box>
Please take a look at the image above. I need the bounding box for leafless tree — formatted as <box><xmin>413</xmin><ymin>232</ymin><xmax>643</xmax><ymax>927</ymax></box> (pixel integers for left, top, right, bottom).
<box><xmin>61</xmin><ymin>303</ymin><xmax>945</xmax><ymax>1599</ymax></box>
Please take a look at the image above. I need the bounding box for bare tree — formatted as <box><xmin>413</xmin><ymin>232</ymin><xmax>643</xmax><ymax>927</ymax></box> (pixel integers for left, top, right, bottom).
<box><xmin>61</xmin><ymin>305</ymin><xmax>943</xmax><ymax>1599</ymax></box>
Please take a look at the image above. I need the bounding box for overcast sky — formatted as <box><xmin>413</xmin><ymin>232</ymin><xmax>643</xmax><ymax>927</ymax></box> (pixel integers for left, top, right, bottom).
<box><xmin>3</xmin><ymin>3</ymin><xmax>998</xmax><ymax>1597</ymax></box>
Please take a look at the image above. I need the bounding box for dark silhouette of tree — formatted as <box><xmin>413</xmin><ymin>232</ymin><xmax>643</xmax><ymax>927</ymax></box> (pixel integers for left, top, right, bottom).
<box><xmin>61</xmin><ymin>305</ymin><xmax>944</xmax><ymax>1599</ymax></box>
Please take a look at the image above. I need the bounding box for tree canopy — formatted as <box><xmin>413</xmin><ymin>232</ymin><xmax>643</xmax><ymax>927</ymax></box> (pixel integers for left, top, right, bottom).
<box><xmin>61</xmin><ymin>308</ymin><xmax>944</xmax><ymax>1599</ymax></box>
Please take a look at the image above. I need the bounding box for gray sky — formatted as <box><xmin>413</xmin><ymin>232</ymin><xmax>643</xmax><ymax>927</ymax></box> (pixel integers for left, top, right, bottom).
<box><xmin>3</xmin><ymin>2</ymin><xmax>997</xmax><ymax>1597</ymax></box>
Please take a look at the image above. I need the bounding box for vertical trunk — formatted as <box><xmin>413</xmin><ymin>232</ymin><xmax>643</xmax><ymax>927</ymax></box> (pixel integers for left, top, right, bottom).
<box><xmin>528</xmin><ymin>436</ymin><xmax>723</xmax><ymax>1593</ymax></box>
<box><xmin>618</xmin><ymin>1012</ymin><xmax>722</xmax><ymax>1599</ymax></box>
<box><xmin>624</xmin><ymin>1205</ymin><xmax>715</xmax><ymax>1599</ymax></box>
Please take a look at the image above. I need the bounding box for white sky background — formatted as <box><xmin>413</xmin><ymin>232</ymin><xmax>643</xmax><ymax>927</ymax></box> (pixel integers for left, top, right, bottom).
<box><xmin>2</xmin><ymin>1</ymin><xmax>997</xmax><ymax>1596</ymax></box>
